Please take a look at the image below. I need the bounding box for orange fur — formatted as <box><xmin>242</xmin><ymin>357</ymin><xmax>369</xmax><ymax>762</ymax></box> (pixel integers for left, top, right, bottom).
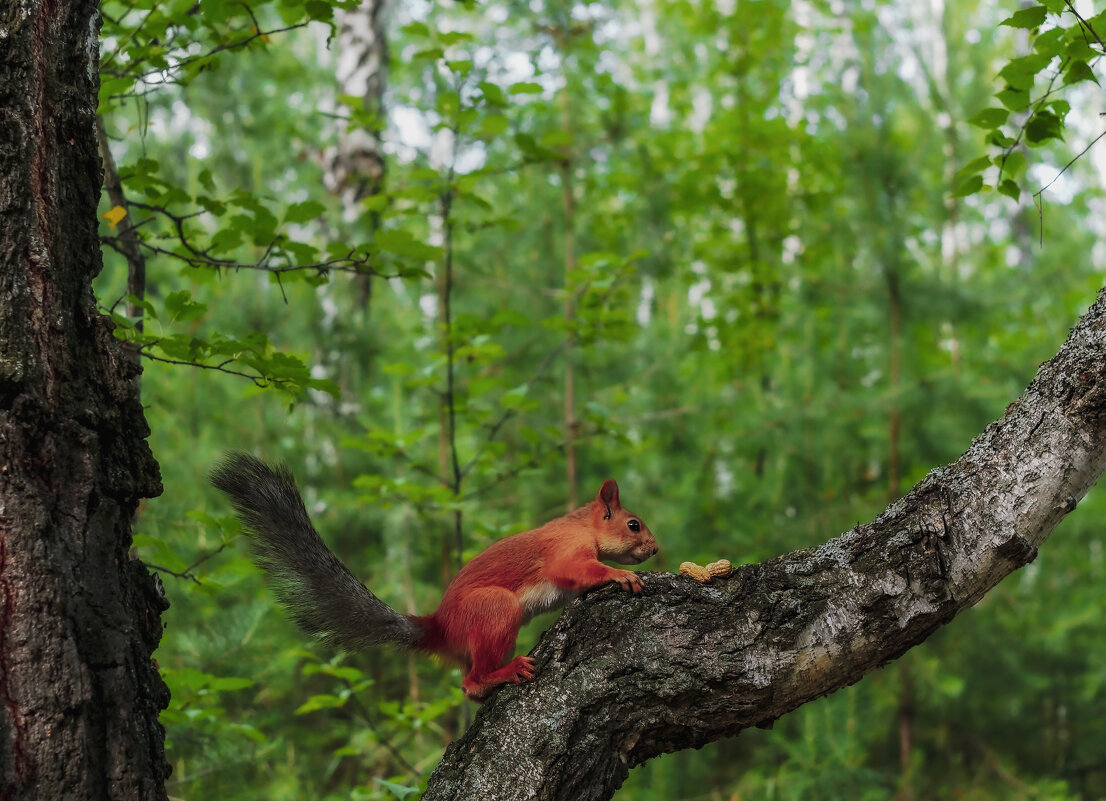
<box><xmin>411</xmin><ymin>479</ymin><xmax>658</xmax><ymax>701</ymax></box>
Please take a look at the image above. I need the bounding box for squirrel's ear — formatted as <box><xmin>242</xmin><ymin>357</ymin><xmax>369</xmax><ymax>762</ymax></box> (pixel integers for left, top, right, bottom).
<box><xmin>597</xmin><ymin>479</ymin><xmax>620</xmax><ymax>509</ymax></box>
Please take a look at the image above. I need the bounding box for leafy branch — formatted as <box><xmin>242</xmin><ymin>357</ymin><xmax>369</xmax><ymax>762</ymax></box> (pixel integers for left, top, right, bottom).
<box><xmin>956</xmin><ymin>1</ymin><xmax>1104</xmax><ymax>205</ymax></box>
<box><xmin>98</xmin><ymin>0</ymin><xmax>323</xmax><ymax>109</ymax></box>
<box><xmin>104</xmin><ymin>293</ymin><xmax>340</xmax><ymax>401</ymax></box>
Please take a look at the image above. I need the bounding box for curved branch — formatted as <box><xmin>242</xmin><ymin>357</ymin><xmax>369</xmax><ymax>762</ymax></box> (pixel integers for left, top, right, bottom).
<box><xmin>423</xmin><ymin>287</ymin><xmax>1106</xmax><ymax>801</ymax></box>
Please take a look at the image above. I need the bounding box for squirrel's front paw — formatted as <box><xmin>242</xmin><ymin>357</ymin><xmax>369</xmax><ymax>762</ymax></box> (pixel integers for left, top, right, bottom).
<box><xmin>612</xmin><ymin>570</ymin><xmax>644</xmax><ymax>594</ymax></box>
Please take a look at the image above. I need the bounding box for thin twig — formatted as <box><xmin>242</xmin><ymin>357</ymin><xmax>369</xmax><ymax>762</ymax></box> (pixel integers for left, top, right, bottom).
<box><xmin>1033</xmin><ymin>127</ymin><xmax>1106</xmax><ymax>199</ymax></box>
<box><xmin>1064</xmin><ymin>0</ymin><xmax>1105</xmax><ymax>51</ymax></box>
<box><xmin>143</xmin><ymin>543</ymin><xmax>229</xmax><ymax>585</ymax></box>
<box><xmin>345</xmin><ymin>693</ymin><xmax>421</xmax><ymax>777</ymax></box>
<box><xmin>1032</xmin><ymin>127</ymin><xmax>1106</xmax><ymax>246</ymax></box>
<box><xmin>459</xmin><ymin>341</ymin><xmax>567</xmax><ymax>479</ymax></box>
<box><xmin>139</xmin><ymin>352</ymin><xmax>289</xmax><ymax>389</ymax></box>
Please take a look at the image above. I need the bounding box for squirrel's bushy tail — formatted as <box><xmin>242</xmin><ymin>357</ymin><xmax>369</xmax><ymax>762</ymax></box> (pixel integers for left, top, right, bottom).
<box><xmin>211</xmin><ymin>452</ymin><xmax>421</xmax><ymax>651</ymax></box>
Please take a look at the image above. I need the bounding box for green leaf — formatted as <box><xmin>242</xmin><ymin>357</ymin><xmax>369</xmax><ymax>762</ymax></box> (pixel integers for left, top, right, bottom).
<box><xmin>539</xmin><ymin>129</ymin><xmax>572</xmax><ymax>148</ymax></box>
<box><xmin>490</xmin><ymin>309</ymin><xmax>531</xmax><ymax>328</ymax></box>
<box><xmin>998</xmin><ymin>55</ymin><xmax>1050</xmax><ymax>91</ymax></box>
<box><xmin>1046</xmin><ymin>99</ymin><xmax>1071</xmax><ymax>116</ymax></box>
<box><xmin>1025</xmin><ymin>110</ymin><xmax>1064</xmax><ymax>145</ymax></box>
<box><xmin>480</xmin><ymin>114</ymin><xmax>510</xmax><ymax>136</ymax></box>
<box><xmin>98</xmin><ymin>76</ymin><xmax>135</xmax><ymax>113</ymax></box>
<box><xmin>126</xmin><ymin>295</ymin><xmax>159</xmax><ymax>319</ymax></box>
<box><xmin>307</xmin><ymin>377</ymin><xmax>341</xmax><ymax>399</ymax></box>
<box><xmin>400</xmin><ymin>21</ymin><xmax>430</xmax><ymax>37</ymax></box>
<box><xmin>302</xmin><ymin>663</ymin><xmax>365</xmax><ymax>682</ymax></box>
<box><xmin>952</xmin><ymin>175</ymin><xmax>984</xmax><ymax>197</ymax></box>
<box><xmin>197</xmin><ymin>195</ymin><xmax>225</xmax><ymax>215</ymax></box>
<box><xmin>513</xmin><ymin>132</ymin><xmax>555</xmax><ymax>161</ymax></box>
<box><xmin>953</xmin><ymin>156</ymin><xmax>991</xmax><ymax>183</ymax></box>
<box><xmin>501</xmin><ymin>386</ymin><xmax>540</xmax><ymax>411</ymax></box>
<box><xmin>1064</xmin><ymin>35</ymin><xmax>1098</xmax><ymax>61</ymax></box>
<box><xmin>304</xmin><ymin>0</ymin><xmax>332</xmax><ymax>20</ymax></box>
<box><xmin>480</xmin><ymin>81</ymin><xmax>507</xmax><ymax>106</ymax></box>
<box><xmin>295</xmin><ymin>693</ymin><xmax>347</xmax><ymax>714</ymax></box>
<box><xmin>578</xmin><ymin>251</ymin><xmax>618</xmax><ymax>269</ymax></box>
<box><xmin>374</xmin><ymin>229</ymin><xmax>445</xmax><ymax>260</ymax></box>
<box><xmin>374</xmin><ymin>778</ymin><xmax>421</xmax><ymax>800</ymax></box>
<box><xmin>995</xmin><ymin>86</ymin><xmax>1030</xmax><ymax>112</ymax></box>
<box><xmin>228</xmin><ymin>723</ymin><xmax>266</xmax><ymax>744</ymax></box>
<box><xmin>509</xmin><ymin>81</ymin><xmax>543</xmax><ymax>95</ymax></box>
<box><xmin>1033</xmin><ymin>26</ymin><xmax>1066</xmax><ymax>57</ymax></box>
<box><xmin>200</xmin><ymin>0</ymin><xmax>237</xmax><ymax>23</ymax></box>
<box><xmin>1001</xmin><ymin>150</ymin><xmax>1027</xmax><ymax>179</ymax></box>
<box><xmin>282</xmin><ymin>240</ymin><xmax>320</xmax><ymax>265</ymax></box>
<box><xmin>439</xmin><ymin>30</ymin><xmax>475</xmax><ymax>45</ymax></box>
<box><xmin>966</xmin><ymin>108</ymin><xmax>1009</xmax><ymax>129</ymax></box>
<box><xmin>363</xmin><ymin>193</ymin><xmax>388</xmax><ymax>212</ymax></box>
<box><xmin>446</xmin><ymin>59</ymin><xmax>473</xmax><ymax>76</ymax></box>
<box><xmin>997</xmin><ymin>179</ymin><xmax>1020</xmax><ymax>200</ymax></box>
<box><xmin>1063</xmin><ymin>61</ymin><xmax>1098</xmax><ymax>86</ymax></box>
<box><xmin>157</xmin><ymin>334</ymin><xmax>202</xmax><ymax>360</ymax></box>
<box><xmin>381</xmin><ymin>361</ymin><xmax>414</xmax><ymax>376</ymax></box>
<box><xmin>209</xmin><ymin>228</ymin><xmax>243</xmax><ymax>254</ymax></box>
<box><xmin>164</xmin><ymin>290</ymin><xmax>208</xmax><ymax>321</ymax></box>
<box><xmin>467</xmin><ymin>375</ymin><xmax>502</xmax><ymax>398</ymax></box>
<box><xmin>435</xmin><ymin>90</ymin><xmax>460</xmax><ymax>116</ymax></box>
<box><xmin>284</xmin><ymin>200</ymin><xmax>327</xmax><ymax>224</ymax></box>
<box><xmin>999</xmin><ymin>5</ymin><xmax>1047</xmax><ymax>29</ymax></box>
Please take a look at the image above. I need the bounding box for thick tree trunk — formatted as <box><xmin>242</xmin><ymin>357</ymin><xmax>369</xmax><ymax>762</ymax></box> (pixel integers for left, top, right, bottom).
<box><xmin>423</xmin><ymin>287</ymin><xmax>1106</xmax><ymax>801</ymax></box>
<box><xmin>0</xmin><ymin>2</ymin><xmax>169</xmax><ymax>799</ymax></box>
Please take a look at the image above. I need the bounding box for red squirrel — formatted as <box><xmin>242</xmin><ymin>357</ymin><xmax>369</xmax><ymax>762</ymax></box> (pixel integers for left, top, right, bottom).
<box><xmin>212</xmin><ymin>453</ymin><xmax>658</xmax><ymax>701</ymax></box>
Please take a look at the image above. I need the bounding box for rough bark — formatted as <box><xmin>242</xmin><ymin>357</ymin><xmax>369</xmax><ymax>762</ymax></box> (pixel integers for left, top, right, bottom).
<box><xmin>423</xmin><ymin>287</ymin><xmax>1106</xmax><ymax>801</ymax></box>
<box><xmin>0</xmin><ymin>2</ymin><xmax>169</xmax><ymax>799</ymax></box>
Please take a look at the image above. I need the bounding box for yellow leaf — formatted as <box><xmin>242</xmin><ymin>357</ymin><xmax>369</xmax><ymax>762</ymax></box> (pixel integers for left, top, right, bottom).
<box><xmin>102</xmin><ymin>205</ymin><xmax>127</xmax><ymax>229</ymax></box>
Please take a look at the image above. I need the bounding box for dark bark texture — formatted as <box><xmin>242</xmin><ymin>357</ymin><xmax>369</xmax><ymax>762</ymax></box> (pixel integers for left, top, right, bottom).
<box><xmin>423</xmin><ymin>288</ymin><xmax>1106</xmax><ymax>801</ymax></box>
<box><xmin>0</xmin><ymin>2</ymin><xmax>169</xmax><ymax>799</ymax></box>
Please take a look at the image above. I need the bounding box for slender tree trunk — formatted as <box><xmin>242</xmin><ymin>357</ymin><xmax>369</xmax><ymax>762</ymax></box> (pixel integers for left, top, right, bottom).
<box><xmin>887</xmin><ymin>264</ymin><xmax>903</xmax><ymax>500</ymax></box>
<box><xmin>325</xmin><ymin>0</ymin><xmax>389</xmax><ymax>310</ymax></box>
<box><xmin>0</xmin><ymin>3</ymin><xmax>169</xmax><ymax>799</ymax></box>
<box><xmin>435</xmin><ymin>189</ymin><xmax>463</xmax><ymax>579</ymax></box>
<box><xmin>559</xmin><ymin>87</ymin><xmax>579</xmax><ymax>511</ymax></box>
<box><xmin>422</xmin><ymin>288</ymin><xmax>1106</xmax><ymax>801</ymax></box>
<box><xmin>896</xmin><ymin>659</ymin><xmax>916</xmax><ymax>801</ymax></box>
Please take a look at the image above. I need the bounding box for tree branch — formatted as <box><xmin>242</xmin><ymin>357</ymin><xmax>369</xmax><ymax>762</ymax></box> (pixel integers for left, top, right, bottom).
<box><xmin>423</xmin><ymin>287</ymin><xmax>1106</xmax><ymax>801</ymax></box>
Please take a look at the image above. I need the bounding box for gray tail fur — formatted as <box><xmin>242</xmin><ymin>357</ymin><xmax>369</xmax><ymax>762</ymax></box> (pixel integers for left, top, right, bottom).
<box><xmin>210</xmin><ymin>452</ymin><xmax>421</xmax><ymax>651</ymax></box>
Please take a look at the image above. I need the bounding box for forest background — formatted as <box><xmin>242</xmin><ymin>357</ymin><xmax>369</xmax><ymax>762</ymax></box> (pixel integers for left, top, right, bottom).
<box><xmin>94</xmin><ymin>0</ymin><xmax>1106</xmax><ymax>798</ymax></box>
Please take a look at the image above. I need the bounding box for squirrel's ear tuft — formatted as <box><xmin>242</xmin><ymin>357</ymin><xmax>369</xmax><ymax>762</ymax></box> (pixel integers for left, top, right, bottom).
<box><xmin>597</xmin><ymin>479</ymin><xmax>620</xmax><ymax>509</ymax></box>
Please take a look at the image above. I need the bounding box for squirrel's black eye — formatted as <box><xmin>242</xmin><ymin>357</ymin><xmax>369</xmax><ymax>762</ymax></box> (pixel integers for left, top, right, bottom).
<box><xmin>627</xmin><ymin>519</ymin><xmax>641</xmax><ymax>532</ymax></box>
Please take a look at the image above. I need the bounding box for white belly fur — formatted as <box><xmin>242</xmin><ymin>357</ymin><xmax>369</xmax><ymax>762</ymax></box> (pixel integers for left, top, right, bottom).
<box><xmin>519</xmin><ymin>581</ymin><xmax>579</xmax><ymax>623</ymax></box>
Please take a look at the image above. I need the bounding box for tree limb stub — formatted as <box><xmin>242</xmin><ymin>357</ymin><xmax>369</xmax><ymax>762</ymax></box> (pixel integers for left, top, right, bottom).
<box><xmin>423</xmin><ymin>287</ymin><xmax>1106</xmax><ymax>801</ymax></box>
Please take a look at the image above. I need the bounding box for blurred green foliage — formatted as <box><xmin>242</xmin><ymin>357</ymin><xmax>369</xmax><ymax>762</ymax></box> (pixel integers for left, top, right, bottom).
<box><xmin>94</xmin><ymin>0</ymin><xmax>1105</xmax><ymax>798</ymax></box>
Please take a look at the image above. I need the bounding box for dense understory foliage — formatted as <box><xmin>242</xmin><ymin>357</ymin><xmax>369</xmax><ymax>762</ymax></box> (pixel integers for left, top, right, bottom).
<box><xmin>95</xmin><ymin>0</ymin><xmax>1106</xmax><ymax>798</ymax></box>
